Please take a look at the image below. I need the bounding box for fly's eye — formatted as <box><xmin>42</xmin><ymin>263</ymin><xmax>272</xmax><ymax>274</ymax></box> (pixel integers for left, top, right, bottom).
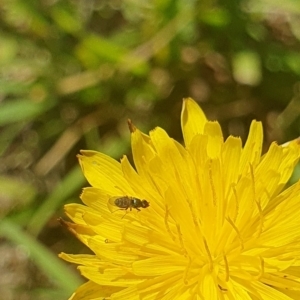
<box><xmin>142</xmin><ymin>200</ymin><xmax>150</xmax><ymax>208</ymax></box>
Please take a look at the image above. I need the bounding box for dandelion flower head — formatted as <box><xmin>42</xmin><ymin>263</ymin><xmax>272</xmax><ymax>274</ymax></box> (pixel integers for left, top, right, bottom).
<box><xmin>60</xmin><ymin>98</ymin><xmax>300</xmax><ymax>299</ymax></box>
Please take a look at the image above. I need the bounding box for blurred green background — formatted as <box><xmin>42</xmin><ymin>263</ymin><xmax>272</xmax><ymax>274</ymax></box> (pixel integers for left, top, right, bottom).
<box><xmin>1</xmin><ymin>0</ymin><xmax>300</xmax><ymax>299</ymax></box>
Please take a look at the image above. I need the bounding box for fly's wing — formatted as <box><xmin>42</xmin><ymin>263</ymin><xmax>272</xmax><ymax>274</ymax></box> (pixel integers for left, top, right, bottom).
<box><xmin>107</xmin><ymin>196</ymin><xmax>122</xmax><ymax>213</ymax></box>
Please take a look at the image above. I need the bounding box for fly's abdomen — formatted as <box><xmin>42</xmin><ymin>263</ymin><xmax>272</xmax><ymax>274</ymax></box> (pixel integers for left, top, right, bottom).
<box><xmin>114</xmin><ymin>197</ymin><xmax>130</xmax><ymax>209</ymax></box>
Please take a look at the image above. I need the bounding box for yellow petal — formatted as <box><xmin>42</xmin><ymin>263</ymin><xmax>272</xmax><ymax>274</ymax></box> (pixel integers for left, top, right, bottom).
<box><xmin>80</xmin><ymin>187</ymin><xmax>111</xmax><ymax>218</ymax></box>
<box><xmin>130</xmin><ymin>129</ymin><xmax>156</xmax><ymax>177</ymax></box>
<box><xmin>222</xmin><ymin>135</ymin><xmax>242</xmax><ymax>194</ymax></box>
<box><xmin>78</xmin><ymin>265</ymin><xmax>142</xmax><ymax>287</ymax></box>
<box><xmin>259</xmin><ymin>182</ymin><xmax>300</xmax><ymax>247</ymax></box>
<box><xmin>111</xmin><ymin>273</ymin><xmax>183</xmax><ymax>300</ymax></box>
<box><xmin>78</xmin><ymin>150</ymin><xmax>134</xmax><ymax>195</ymax></box>
<box><xmin>120</xmin><ymin>155</ymin><xmax>165</xmax><ymax>216</ymax></box>
<box><xmin>132</xmin><ymin>255</ymin><xmax>186</xmax><ymax>276</ymax></box>
<box><xmin>239</xmin><ymin>120</ymin><xmax>263</xmax><ymax>175</ymax></box>
<box><xmin>250</xmin><ymin>281</ymin><xmax>296</xmax><ymax>299</ymax></box>
<box><xmin>199</xmin><ymin>270</ymin><xmax>219</xmax><ymax>300</ymax></box>
<box><xmin>59</xmin><ymin>253</ymin><xmax>100</xmax><ymax>266</ymax></box>
<box><xmin>227</xmin><ymin>279</ymin><xmax>253</xmax><ymax>299</ymax></box>
<box><xmin>69</xmin><ymin>280</ymin><xmax>120</xmax><ymax>300</ymax></box>
<box><xmin>204</xmin><ymin>121</ymin><xmax>223</xmax><ymax>158</ymax></box>
<box><xmin>181</xmin><ymin>97</ymin><xmax>207</xmax><ymax>147</ymax></box>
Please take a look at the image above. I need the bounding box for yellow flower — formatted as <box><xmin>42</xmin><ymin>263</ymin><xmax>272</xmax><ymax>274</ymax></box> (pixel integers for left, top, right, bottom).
<box><xmin>60</xmin><ymin>98</ymin><xmax>300</xmax><ymax>299</ymax></box>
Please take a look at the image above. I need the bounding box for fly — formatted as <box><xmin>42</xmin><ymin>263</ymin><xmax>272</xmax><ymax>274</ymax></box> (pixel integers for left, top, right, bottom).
<box><xmin>108</xmin><ymin>196</ymin><xmax>150</xmax><ymax>213</ymax></box>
